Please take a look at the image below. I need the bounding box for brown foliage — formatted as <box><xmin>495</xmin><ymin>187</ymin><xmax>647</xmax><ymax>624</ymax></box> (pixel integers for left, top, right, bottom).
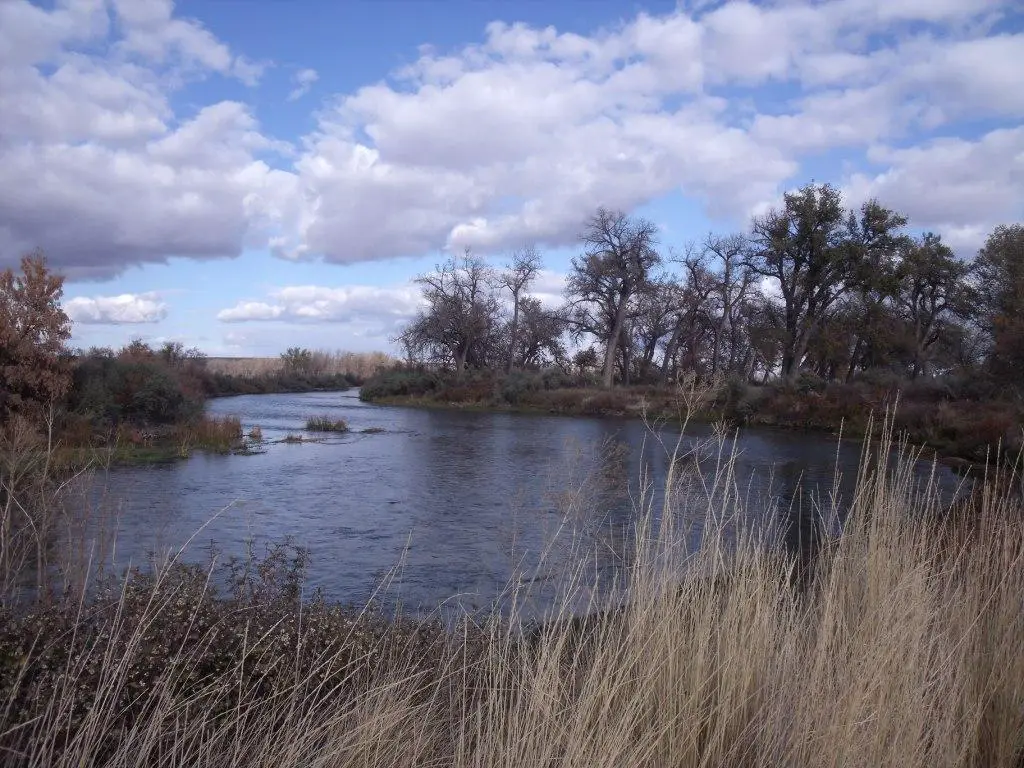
<box><xmin>0</xmin><ymin>252</ymin><xmax>72</xmax><ymax>421</ymax></box>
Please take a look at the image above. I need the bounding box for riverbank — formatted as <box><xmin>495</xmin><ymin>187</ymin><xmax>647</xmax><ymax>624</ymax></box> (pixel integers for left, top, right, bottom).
<box><xmin>2</xmin><ymin>440</ymin><xmax>1021</xmax><ymax>767</ymax></box>
<box><xmin>360</xmin><ymin>369</ymin><xmax>1023</xmax><ymax>469</ymax></box>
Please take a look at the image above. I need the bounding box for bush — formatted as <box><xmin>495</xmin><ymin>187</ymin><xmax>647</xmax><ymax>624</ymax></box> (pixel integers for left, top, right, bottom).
<box><xmin>499</xmin><ymin>371</ymin><xmax>541</xmax><ymax>404</ymax></box>
<box><xmin>305</xmin><ymin>415</ymin><xmax>348</xmax><ymax>432</ymax></box>
<box><xmin>359</xmin><ymin>369</ymin><xmax>441</xmax><ymax>401</ymax></box>
<box><xmin>67</xmin><ymin>345</ymin><xmax>205</xmax><ymax>430</ymax></box>
<box><xmin>793</xmin><ymin>370</ymin><xmax>827</xmax><ymax>394</ymax></box>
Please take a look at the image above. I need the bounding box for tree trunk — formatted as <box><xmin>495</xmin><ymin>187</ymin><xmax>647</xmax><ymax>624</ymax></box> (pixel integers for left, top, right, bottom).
<box><xmin>506</xmin><ymin>293</ymin><xmax>520</xmax><ymax>374</ymax></box>
<box><xmin>602</xmin><ymin>299</ymin><xmax>629</xmax><ymax>388</ymax></box>
<box><xmin>455</xmin><ymin>344</ymin><xmax>469</xmax><ymax>381</ymax></box>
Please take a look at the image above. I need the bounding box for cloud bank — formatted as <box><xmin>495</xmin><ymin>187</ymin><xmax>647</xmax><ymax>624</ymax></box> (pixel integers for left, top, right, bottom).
<box><xmin>1</xmin><ymin>0</ymin><xmax>1021</xmax><ymax>279</ymax></box>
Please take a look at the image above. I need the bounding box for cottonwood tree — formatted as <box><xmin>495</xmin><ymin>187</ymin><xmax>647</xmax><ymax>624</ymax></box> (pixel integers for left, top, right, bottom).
<box><xmin>660</xmin><ymin>253</ymin><xmax>717</xmax><ymax>382</ymax></box>
<box><xmin>745</xmin><ymin>183</ymin><xmax>906</xmax><ymax>383</ymax></box>
<box><xmin>509</xmin><ymin>297</ymin><xmax>567</xmax><ymax>369</ymax></box>
<box><xmin>703</xmin><ymin>233</ymin><xmax>758</xmax><ymax>377</ymax></box>
<box><xmin>499</xmin><ymin>247</ymin><xmax>542</xmax><ymax>373</ymax></box>
<box><xmin>0</xmin><ymin>252</ymin><xmax>72</xmax><ymax>422</ymax></box>
<box><xmin>838</xmin><ymin>202</ymin><xmax>907</xmax><ymax>379</ymax></box>
<box><xmin>398</xmin><ymin>250</ymin><xmax>500</xmax><ymax>378</ymax></box>
<box><xmin>893</xmin><ymin>233</ymin><xmax>975</xmax><ymax>379</ymax></box>
<box><xmin>566</xmin><ymin>208</ymin><xmax>660</xmax><ymax>388</ymax></box>
<box><xmin>975</xmin><ymin>224</ymin><xmax>1024</xmax><ymax>386</ymax></box>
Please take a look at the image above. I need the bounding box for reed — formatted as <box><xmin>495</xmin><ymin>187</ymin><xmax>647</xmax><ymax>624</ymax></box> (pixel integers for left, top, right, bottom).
<box><xmin>0</xmin><ymin>420</ymin><xmax>1021</xmax><ymax>767</ymax></box>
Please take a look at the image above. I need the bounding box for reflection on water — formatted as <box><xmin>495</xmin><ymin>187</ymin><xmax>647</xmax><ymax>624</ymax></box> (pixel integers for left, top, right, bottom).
<box><xmin>85</xmin><ymin>390</ymin><xmax>966</xmax><ymax>615</ymax></box>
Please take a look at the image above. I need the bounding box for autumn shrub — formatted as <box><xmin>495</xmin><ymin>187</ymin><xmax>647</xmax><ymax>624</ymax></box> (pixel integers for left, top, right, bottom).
<box><xmin>67</xmin><ymin>345</ymin><xmax>205</xmax><ymax>430</ymax></box>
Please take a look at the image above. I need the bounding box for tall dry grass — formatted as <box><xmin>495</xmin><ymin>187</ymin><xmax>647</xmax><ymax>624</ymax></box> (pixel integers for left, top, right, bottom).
<box><xmin>0</xmin><ymin>419</ymin><xmax>1022</xmax><ymax>767</ymax></box>
<box><xmin>206</xmin><ymin>351</ymin><xmax>396</xmax><ymax>381</ymax></box>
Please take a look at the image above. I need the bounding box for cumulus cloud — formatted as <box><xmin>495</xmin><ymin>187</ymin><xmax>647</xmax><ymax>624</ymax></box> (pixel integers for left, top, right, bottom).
<box><xmin>1</xmin><ymin>0</ymin><xmax>1022</xmax><ymax>276</ymax></box>
<box><xmin>217</xmin><ymin>285</ymin><xmax>424</xmax><ymax>340</ymax></box>
<box><xmin>842</xmin><ymin>127</ymin><xmax>1024</xmax><ymax>253</ymax></box>
<box><xmin>0</xmin><ymin>0</ymin><xmax>292</xmax><ymax>279</ymax></box>
<box><xmin>65</xmin><ymin>292</ymin><xmax>168</xmax><ymax>324</ymax></box>
<box><xmin>288</xmin><ymin>68</ymin><xmax>318</xmax><ymax>100</ymax></box>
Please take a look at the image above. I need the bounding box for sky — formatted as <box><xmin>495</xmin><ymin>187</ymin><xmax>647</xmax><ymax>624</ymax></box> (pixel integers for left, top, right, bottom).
<box><xmin>1</xmin><ymin>0</ymin><xmax>1022</xmax><ymax>357</ymax></box>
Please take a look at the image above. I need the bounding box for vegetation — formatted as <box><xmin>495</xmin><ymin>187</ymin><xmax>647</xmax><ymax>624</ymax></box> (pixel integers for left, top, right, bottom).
<box><xmin>1</xmin><ymin>423</ymin><xmax>1022</xmax><ymax>766</ymax></box>
<box><xmin>0</xmin><ymin>252</ymin><xmax>72</xmax><ymax>423</ymax></box>
<box><xmin>390</xmin><ymin>187</ymin><xmax>1023</xmax><ymax>393</ymax></box>
<box><xmin>305</xmin><ymin>415</ymin><xmax>349</xmax><ymax>432</ymax></box>
<box><xmin>205</xmin><ymin>350</ymin><xmax>394</xmax><ymax>386</ymax></box>
<box><xmin>366</xmin><ymin>186</ymin><xmax>1024</xmax><ymax>463</ymax></box>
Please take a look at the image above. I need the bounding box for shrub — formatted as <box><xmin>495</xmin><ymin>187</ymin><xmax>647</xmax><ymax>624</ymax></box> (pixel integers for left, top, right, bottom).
<box><xmin>359</xmin><ymin>369</ymin><xmax>441</xmax><ymax>401</ymax></box>
<box><xmin>499</xmin><ymin>371</ymin><xmax>541</xmax><ymax>404</ymax></box>
<box><xmin>793</xmin><ymin>370</ymin><xmax>827</xmax><ymax>394</ymax></box>
<box><xmin>66</xmin><ymin>344</ymin><xmax>205</xmax><ymax>429</ymax></box>
<box><xmin>305</xmin><ymin>416</ymin><xmax>348</xmax><ymax>432</ymax></box>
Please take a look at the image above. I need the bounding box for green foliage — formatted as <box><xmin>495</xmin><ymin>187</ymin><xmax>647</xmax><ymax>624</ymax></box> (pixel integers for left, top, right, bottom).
<box><xmin>359</xmin><ymin>369</ymin><xmax>441</xmax><ymax>401</ymax></box>
<box><xmin>66</xmin><ymin>343</ymin><xmax>206</xmax><ymax>429</ymax></box>
<box><xmin>499</xmin><ymin>369</ymin><xmax>577</xmax><ymax>404</ymax></box>
<box><xmin>793</xmin><ymin>370</ymin><xmax>827</xmax><ymax>394</ymax></box>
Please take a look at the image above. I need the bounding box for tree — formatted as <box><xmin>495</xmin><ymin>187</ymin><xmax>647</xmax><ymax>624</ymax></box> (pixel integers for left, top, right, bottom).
<box><xmin>566</xmin><ymin>208</ymin><xmax>660</xmax><ymax>388</ymax></box>
<box><xmin>398</xmin><ymin>250</ymin><xmax>501</xmax><ymax>378</ymax></box>
<box><xmin>703</xmin><ymin>233</ymin><xmax>758</xmax><ymax>377</ymax></box>
<box><xmin>837</xmin><ymin>204</ymin><xmax>907</xmax><ymax>379</ymax></box>
<box><xmin>893</xmin><ymin>233</ymin><xmax>975</xmax><ymax>378</ymax></box>
<box><xmin>745</xmin><ymin>184</ymin><xmax>906</xmax><ymax>383</ymax></box>
<box><xmin>660</xmin><ymin>252</ymin><xmax>717</xmax><ymax>382</ymax></box>
<box><xmin>975</xmin><ymin>224</ymin><xmax>1024</xmax><ymax>386</ymax></box>
<box><xmin>281</xmin><ymin>347</ymin><xmax>314</xmax><ymax>375</ymax></box>
<box><xmin>499</xmin><ymin>247</ymin><xmax>541</xmax><ymax>373</ymax></box>
<box><xmin>510</xmin><ymin>297</ymin><xmax>567</xmax><ymax>370</ymax></box>
<box><xmin>0</xmin><ymin>252</ymin><xmax>72</xmax><ymax>422</ymax></box>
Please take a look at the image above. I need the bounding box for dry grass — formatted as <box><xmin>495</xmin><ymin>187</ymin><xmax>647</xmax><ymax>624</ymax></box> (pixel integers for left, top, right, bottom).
<box><xmin>305</xmin><ymin>415</ymin><xmax>349</xmax><ymax>432</ymax></box>
<box><xmin>206</xmin><ymin>351</ymin><xmax>396</xmax><ymax>381</ymax></box>
<box><xmin>1</xmin><ymin>419</ymin><xmax>1022</xmax><ymax>766</ymax></box>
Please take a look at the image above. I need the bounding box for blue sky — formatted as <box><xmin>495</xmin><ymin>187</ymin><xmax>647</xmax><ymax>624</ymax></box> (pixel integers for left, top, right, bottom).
<box><xmin>1</xmin><ymin>0</ymin><xmax>1021</xmax><ymax>355</ymax></box>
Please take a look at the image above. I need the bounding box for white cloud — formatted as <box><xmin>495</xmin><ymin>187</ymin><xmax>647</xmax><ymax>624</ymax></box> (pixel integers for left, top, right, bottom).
<box><xmin>288</xmin><ymin>68</ymin><xmax>318</xmax><ymax>100</ymax></box>
<box><xmin>0</xmin><ymin>0</ymin><xmax>292</xmax><ymax>279</ymax></box>
<box><xmin>843</xmin><ymin>127</ymin><xmax>1024</xmax><ymax>252</ymax></box>
<box><xmin>65</xmin><ymin>292</ymin><xmax>168</xmax><ymax>324</ymax></box>
<box><xmin>216</xmin><ymin>301</ymin><xmax>284</xmax><ymax>322</ymax></box>
<box><xmin>0</xmin><ymin>0</ymin><xmax>1021</xmax><ymax>277</ymax></box>
<box><xmin>217</xmin><ymin>284</ymin><xmax>424</xmax><ymax>328</ymax></box>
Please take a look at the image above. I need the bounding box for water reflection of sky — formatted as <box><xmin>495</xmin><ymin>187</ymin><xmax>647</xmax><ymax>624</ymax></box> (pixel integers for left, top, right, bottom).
<box><xmin>76</xmin><ymin>390</ymin><xmax>969</xmax><ymax>618</ymax></box>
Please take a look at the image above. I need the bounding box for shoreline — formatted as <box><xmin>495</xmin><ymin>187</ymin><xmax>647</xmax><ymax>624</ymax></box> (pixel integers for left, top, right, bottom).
<box><xmin>360</xmin><ymin>389</ymin><xmax>1003</xmax><ymax>475</ymax></box>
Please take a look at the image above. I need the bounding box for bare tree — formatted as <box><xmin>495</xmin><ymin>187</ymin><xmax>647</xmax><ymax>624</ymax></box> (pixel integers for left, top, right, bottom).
<box><xmin>566</xmin><ymin>208</ymin><xmax>660</xmax><ymax>388</ymax></box>
<box><xmin>511</xmin><ymin>297</ymin><xmax>567</xmax><ymax>369</ymax></box>
<box><xmin>397</xmin><ymin>250</ymin><xmax>500</xmax><ymax>379</ymax></box>
<box><xmin>499</xmin><ymin>247</ymin><xmax>542</xmax><ymax>373</ymax></box>
<box><xmin>660</xmin><ymin>251</ymin><xmax>717</xmax><ymax>382</ymax></box>
<box><xmin>703</xmin><ymin>233</ymin><xmax>757</xmax><ymax>376</ymax></box>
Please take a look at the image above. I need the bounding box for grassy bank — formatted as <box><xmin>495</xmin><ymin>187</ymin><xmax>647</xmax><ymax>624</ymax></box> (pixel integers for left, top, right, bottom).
<box><xmin>360</xmin><ymin>368</ymin><xmax>1024</xmax><ymax>466</ymax></box>
<box><xmin>1</xmin><ymin>424</ymin><xmax>1022</xmax><ymax>766</ymax></box>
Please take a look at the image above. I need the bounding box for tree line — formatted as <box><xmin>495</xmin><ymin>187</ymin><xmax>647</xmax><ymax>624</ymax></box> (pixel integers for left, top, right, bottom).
<box><xmin>396</xmin><ymin>183</ymin><xmax>1024</xmax><ymax>392</ymax></box>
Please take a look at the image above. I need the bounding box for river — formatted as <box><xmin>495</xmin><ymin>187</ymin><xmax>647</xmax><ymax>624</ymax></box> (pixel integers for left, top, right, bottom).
<box><xmin>84</xmin><ymin>390</ymin><xmax>967</xmax><ymax>617</ymax></box>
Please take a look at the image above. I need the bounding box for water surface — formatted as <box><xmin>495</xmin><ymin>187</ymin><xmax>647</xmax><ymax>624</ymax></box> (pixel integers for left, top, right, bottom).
<box><xmin>90</xmin><ymin>390</ymin><xmax>965</xmax><ymax>614</ymax></box>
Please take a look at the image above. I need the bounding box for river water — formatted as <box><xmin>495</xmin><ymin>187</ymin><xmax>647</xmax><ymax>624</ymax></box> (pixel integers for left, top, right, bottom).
<box><xmin>85</xmin><ymin>390</ymin><xmax>966</xmax><ymax>616</ymax></box>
